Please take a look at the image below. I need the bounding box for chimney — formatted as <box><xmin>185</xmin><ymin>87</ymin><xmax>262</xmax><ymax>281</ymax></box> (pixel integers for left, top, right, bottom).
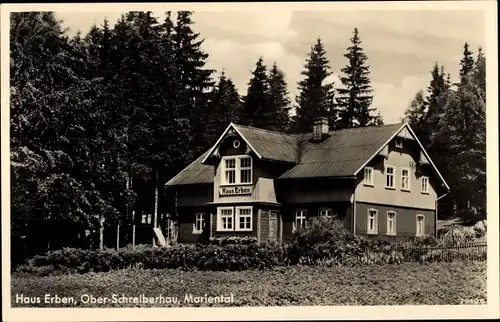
<box><xmin>313</xmin><ymin>117</ymin><xmax>329</xmax><ymax>142</ymax></box>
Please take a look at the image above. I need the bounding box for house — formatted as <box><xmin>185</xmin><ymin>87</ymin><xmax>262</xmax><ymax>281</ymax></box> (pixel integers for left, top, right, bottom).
<box><xmin>165</xmin><ymin>117</ymin><xmax>450</xmax><ymax>244</ymax></box>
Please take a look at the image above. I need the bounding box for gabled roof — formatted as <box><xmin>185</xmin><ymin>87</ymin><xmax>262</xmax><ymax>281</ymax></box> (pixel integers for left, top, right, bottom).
<box><xmin>201</xmin><ymin>123</ymin><xmax>301</xmax><ymax>164</ymax></box>
<box><xmin>165</xmin><ymin>150</ymin><xmax>213</xmax><ymax>186</ymax></box>
<box><xmin>165</xmin><ymin>122</ymin><xmax>449</xmax><ymax>191</ymax></box>
<box><xmin>277</xmin><ymin>123</ymin><xmax>404</xmax><ymax>179</ymax></box>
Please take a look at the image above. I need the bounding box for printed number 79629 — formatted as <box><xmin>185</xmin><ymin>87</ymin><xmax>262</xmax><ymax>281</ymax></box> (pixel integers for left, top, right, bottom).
<box><xmin>460</xmin><ymin>298</ymin><xmax>486</xmax><ymax>305</ymax></box>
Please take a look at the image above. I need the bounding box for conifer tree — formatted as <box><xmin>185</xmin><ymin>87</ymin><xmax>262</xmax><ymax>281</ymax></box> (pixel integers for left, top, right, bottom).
<box><xmin>172</xmin><ymin>11</ymin><xmax>215</xmax><ymax>156</ymax></box>
<box><xmin>267</xmin><ymin>62</ymin><xmax>291</xmax><ymax>132</ymax></box>
<box><xmin>404</xmin><ymin>90</ymin><xmax>426</xmax><ymax>126</ymax></box>
<box><xmin>203</xmin><ymin>71</ymin><xmax>241</xmax><ymax>146</ymax></box>
<box><xmin>10</xmin><ymin>12</ymin><xmax>116</xmax><ymax>254</ymax></box>
<box><xmin>292</xmin><ymin>38</ymin><xmax>335</xmax><ymax>133</ymax></box>
<box><xmin>336</xmin><ymin>28</ymin><xmax>379</xmax><ymax>128</ymax></box>
<box><xmin>459</xmin><ymin>42</ymin><xmax>475</xmax><ymax>82</ymax></box>
<box><xmin>473</xmin><ymin>46</ymin><xmax>486</xmax><ymax>100</ymax></box>
<box><xmin>240</xmin><ymin>57</ymin><xmax>271</xmax><ymax>128</ymax></box>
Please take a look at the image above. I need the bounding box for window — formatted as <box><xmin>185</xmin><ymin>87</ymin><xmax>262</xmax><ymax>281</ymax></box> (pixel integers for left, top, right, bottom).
<box><xmin>387</xmin><ymin>211</ymin><xmax>396</xmax><ymax>235</ymax></box>
<box><xmin>385</xmin><ymin>165</ymin><xmax>395</xmax><ymax>189</ymax></box>
<box><xmin>367</xmin><ymin>209</ymin><xmax>378</xmax><ymax>234</ymax></box>
<box><xmin>142</xmin><ymin>214</ymin><xmax>152</xmax><ymax>224</ymax></box>
<box><xmin>319</xmin><ymin>208</ymin><xmax>332</xmax><ymax>218</ymax></box>
<box><xmin>193</xmin><ymin>213</ymin><xmax>204</xmax><ymax>234</ymax></box>
<box><xmin>421</xmin><ymin>176</ymin><xmax>429</xmax><ymax>194</ymax></box>
<box><xmin>416</xmin><ymin>215</ymin><xmax>425</xmax><ymax>236</ymax></box>
<box><xmin>401</xmin><ymin>168</ymin><xmax>411</xmax><ymax>191</ymax></box>
<box><xmin>364</xmin><ymin>167</ymin><xmax>374</xmax><ymax>186</ymax></box>
<box><xmin>236</xmin><ymin>207</ymin><xmax>252</xmax><ymax>231</ymax></box>
<box><xmin>222</xmin><ymin>156</ymin><xmax>253</xmax><ymax>185</ymax></box>
<box><xmin>217</xmin><ymin>207</ymin><xmax>234</xmax><ymax>231</ymax></box>
<box><xmin>395</xmin><ymin>137</ymin><xmax>403</xmax><ymax>148</ymax></box>
<box><xmin>240</xmin><ymin>157</ymin><xmax>252</xmax><ymax>184</ymax></box>
<box><xmin>293</xmin><ymin>210</ymin><xmax>307</xmax><ymax>231</ymax></box>
<box><xmin>224</xmin><ymin>158</ymin><xmax>236</xmax><ymax>184</ymax></box>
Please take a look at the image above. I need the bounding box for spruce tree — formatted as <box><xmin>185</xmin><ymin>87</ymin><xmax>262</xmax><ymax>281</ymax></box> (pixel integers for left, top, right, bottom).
<box><xmin>172</xmin><ymin>11</ymin><xmax>215</xmax><ymax>156</ymax></box>
<box><xmin>336</xmin><ymin>28</ymin><xmax>379</xmax><ymax>128</ymax></box>
<box><xmin>404</xmin><ymin>90</ymin><xmax>426</xmax><ymax>126</ymax></box>
<box><xmin>267</xmin><ymin>62</ymin><xmax>292</xmax><ymax>132</ymax></box>
<box><xmin>473</xmin><ymin>47</ymin><xmax>486</xmax><ymax>100</ymax></box>
<box><xmin>422</xmin><ymin>63</ymin><xmax>447</xmax><ymax>140</ymax></box>
<box><xmin>203</xmin><ymin>71</ymin><xmax>241</xmax><ymax>146</ymax></box>
<box><xmin>240</xmin><ymin>57</ymin><xmax>271</xmax><ymax>128</ymax></box>
<box><xmin>292</xmin><ymin>38</ymin><xmax>335</xmax><ymax>133</ymax></box>
<box><xmin>459</xmin><ymin>42</ymin><xmax>475</xmax><ymax>82</ymax></box>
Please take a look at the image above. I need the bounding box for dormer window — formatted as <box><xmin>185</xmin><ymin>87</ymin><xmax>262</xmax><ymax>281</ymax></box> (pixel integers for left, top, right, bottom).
<box><xmin>395</xmin><ymin>137</ymin><xmax>403</xmax><ymax>148</ymax></box>
<box><xmin>221</xmin><ymin>155</ymin><xmax>252</xmax><ymax>185</ymax></box>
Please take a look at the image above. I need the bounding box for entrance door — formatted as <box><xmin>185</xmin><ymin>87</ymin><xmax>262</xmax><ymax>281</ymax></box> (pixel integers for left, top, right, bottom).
<box><xmin>269</xmin><ymin>211</ymin><xmax>279</xmax><ymax>242</ymax></box>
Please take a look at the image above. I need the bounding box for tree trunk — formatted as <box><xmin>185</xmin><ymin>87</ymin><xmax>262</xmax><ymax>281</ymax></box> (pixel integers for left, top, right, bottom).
<box><xmin>99</xmin><ymin>216</ymin><xmax>105</xmax><ymax>250</ymax></box>
<box><xmin>154</xmin><ymin>173</ymin><xmax>158</xmax><ymax>228</ymax></box>
<box><xmin>132</xmin><ymin>210</ymin><xmax>136</xmax><ymax>251</ymax></box>
<box><xmin>116</xmin><ymin>223</ymin><xmax>120</xmax><ymax>252</ymax></box>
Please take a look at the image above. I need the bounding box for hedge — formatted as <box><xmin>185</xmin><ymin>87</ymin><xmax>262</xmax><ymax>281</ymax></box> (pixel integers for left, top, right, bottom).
<box><xmin>16</xmin><ymin>218</ymin><xmax>486</xmax><ymax>276</ymax></box>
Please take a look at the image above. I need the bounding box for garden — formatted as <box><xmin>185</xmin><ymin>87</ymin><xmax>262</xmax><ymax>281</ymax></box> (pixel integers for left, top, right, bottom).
<box><xmin>11</xmin><ymin>218</ymin><xmax>487</xmax><ymax>307</ymax></box>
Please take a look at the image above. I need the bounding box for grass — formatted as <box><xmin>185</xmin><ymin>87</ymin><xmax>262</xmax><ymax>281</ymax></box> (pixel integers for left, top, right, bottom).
<box><xmin>11</xmin><ymin>261</ymin><xmax>486</xmax><ymax>307</ymax></box>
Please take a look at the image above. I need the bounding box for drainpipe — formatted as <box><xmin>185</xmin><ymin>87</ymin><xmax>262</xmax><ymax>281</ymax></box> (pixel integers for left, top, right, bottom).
<box><xmin>435</xmin><ymin>192</ymin><xmax>448</xmax><ymax>237</ymax></box>
<box><xmin>352</xmin><ymin>192</ymin><xmax>356</xmax><ymax>235</ymax></box>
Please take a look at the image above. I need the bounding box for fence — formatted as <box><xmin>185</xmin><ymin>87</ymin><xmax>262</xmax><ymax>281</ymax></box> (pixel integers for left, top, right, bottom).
<box><xmin>363</xmin><ymin>241</ymin><xmax>487</xmax><ymax>263</ymax></box>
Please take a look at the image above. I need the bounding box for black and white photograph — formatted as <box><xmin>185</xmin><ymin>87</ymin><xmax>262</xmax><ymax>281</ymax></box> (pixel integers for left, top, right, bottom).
<box><xmin>1</xmin><ymin>1</ymin><xmax>498</xmax><ymax>321</ymax></box>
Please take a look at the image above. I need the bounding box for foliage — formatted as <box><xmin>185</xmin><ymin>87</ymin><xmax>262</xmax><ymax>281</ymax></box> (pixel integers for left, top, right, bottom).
<box><xmin>292</xmin><ymin>38</ymin><xmax>336</xmax><ymax>133</ymax></box>
<box><xmin>12</xmin><ymin>262</ymin><xmax>486</xmax><ymax>307</ymax></box>
<box><xmin>16</xmin><ymin>216</ymin><xmax>487</xmax><ymax>276</ymax></box>
<box><xmin>267</xmin><ymin>62</ymin><xmax>292</xmax><ymax>132</ymax></box>
<box><xmin>404</xmin><ymin>42</ymin><xmax>486</xmax><ymax>224</ymax></box>
<box><xmin>336</xmin><ymin>28</ymin><xmax>381</xmax><ymax>128</ymax></box>
<box><xmin>207</xmin><ymin>236</ymin><xmax>258</xmax><ymax>246</ymax></box>
<box><xmin>10</xmin><ymin>11</ymin><xmax>217</xmax><ymax>262</ymax></box>
<box><xmin>202</xmin><ymin>72</ymin><xmax>241</xmax><ymax>148</ymax></box>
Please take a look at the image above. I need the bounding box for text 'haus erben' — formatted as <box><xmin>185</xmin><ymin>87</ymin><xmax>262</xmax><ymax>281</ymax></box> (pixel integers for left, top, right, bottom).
<box><xmin>165</xmin><ymin>117</ymin><xmax>450</xmax><ymax>244</ymax></box>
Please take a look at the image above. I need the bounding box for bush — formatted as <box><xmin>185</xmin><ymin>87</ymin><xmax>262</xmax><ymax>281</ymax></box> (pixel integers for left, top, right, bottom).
<box><xmin>286</xmin><ymin>217</ymin><xmax>367</xmax><ymax>265</ymax></box>
<box><xmin>438</xmin><ymin>225</ymin><xmax>482</xmax><ymax>246</ymax></box>
<box><xmin>17</xmin><ymin>219</ymin><xmax>488</xmax><ymax>276</ymax></box>
<box><xmin>207</xmin><ymin>236</ymin><xmax>258</xmax><ymax>246</ymax></box>
<box><xmin>16</xmin><ymin>241</ymin><xmax>287</xmax><ymax>276</ymax></box>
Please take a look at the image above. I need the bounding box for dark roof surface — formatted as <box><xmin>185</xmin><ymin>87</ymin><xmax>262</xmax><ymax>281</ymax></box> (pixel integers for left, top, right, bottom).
<box><xmin>233</xmin><ymin>124</ymin><xmax>301</xmax><ymax>163</ymax></box>
<box><xmin>278</xmin><ymin>123</ymin><xmax>403</xmax><ymax>179</ymax></box>
<box><xmin>166</xmin><ymin>123</ymin><xmax>404</xmax><ymax>186</ymax></box>
<box><xmin>166</xmin><ymin>150</ymin><xmax>214</xmax><ymax>186</ymax></box>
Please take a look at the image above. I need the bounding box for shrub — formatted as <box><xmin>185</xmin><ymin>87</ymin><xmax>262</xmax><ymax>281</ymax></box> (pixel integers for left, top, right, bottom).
<box><xmin>438</xmin><ymin>226</ymin><xmax>481</xmax><ymax>246</ymax></box>
<box><xmin>287</xmin><ymin>217</ymin><xmax>367</xmax><ymax>265</ymax></box>
<box><xmin>207</xmin><ymin>236</ymin><xmax>258</xmax><ymax>246</ymax></box>
<box><xmin>16</xmin><ymin>241</ymin><xmax>287</xmax><ymax>276</ymax></box>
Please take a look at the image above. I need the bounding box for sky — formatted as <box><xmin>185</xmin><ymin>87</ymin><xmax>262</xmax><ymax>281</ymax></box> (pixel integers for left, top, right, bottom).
<box><xmin>55</xmin><ymin>9</ymin><xmax>485</xmax><ymax>124</ymax></box>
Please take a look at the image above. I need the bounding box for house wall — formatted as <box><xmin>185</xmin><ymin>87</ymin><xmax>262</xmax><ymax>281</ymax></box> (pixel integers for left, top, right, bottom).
<box><xmin>260</xmin><ymin>210</ymin><xmax>270</xmax><ymax>242</ymax></box>
<box><xmin>281</xmin><ymin>202</ymin><xmax>352</xmax><ymax>241</ymax></box>
<box><xmin>355</xmin><ymin>139</ymin><xmax>439</xmax><ymax>210</ymax></box>
<box><xmin>355</xmin><ymin>201</ymin><xmax>435</xmax><ymax>239</ymax></box>
<box><xmin>177</xmin><ymin>184</ymin><xmax>213</xmax><ymax>207</ymax></box>
<box><xmin>212</xmin><ymin>135</ymin><xmax>283</xmax><ymax>204</ymax></box>
<box><xmin>276</xmin><ymin>179</ymin><xmax>354</xmax><ymax>204</ymax></box>
<box><xmin>177</xmin><ymin>206</ymin><xmax>211</xmax><ymax>244</ymax></box>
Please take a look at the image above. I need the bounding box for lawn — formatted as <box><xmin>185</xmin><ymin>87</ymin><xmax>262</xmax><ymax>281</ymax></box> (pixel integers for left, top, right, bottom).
<box><xmin>11</xmin><ymin>262</ymin><xmax>486</xmax><ymax>307</ymax></box>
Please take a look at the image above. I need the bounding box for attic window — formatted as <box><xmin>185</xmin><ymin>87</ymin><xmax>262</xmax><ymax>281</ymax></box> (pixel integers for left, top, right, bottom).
<box><xmin>233</xmin><ymin>140</ymin><xmax>241</xmax><ymax>149</ymax></box>
<box><xmin>395</xmin><ymin>137</ymin><xmax>403</xmax><ymax>148</ymax></box>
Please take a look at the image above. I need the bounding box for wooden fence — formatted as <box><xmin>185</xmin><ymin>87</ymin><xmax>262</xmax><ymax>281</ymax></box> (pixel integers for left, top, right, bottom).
<box><xmin>365</xmin><ymin>241</ymin><xmax>487</xmax><ymax>263</ymax></box>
